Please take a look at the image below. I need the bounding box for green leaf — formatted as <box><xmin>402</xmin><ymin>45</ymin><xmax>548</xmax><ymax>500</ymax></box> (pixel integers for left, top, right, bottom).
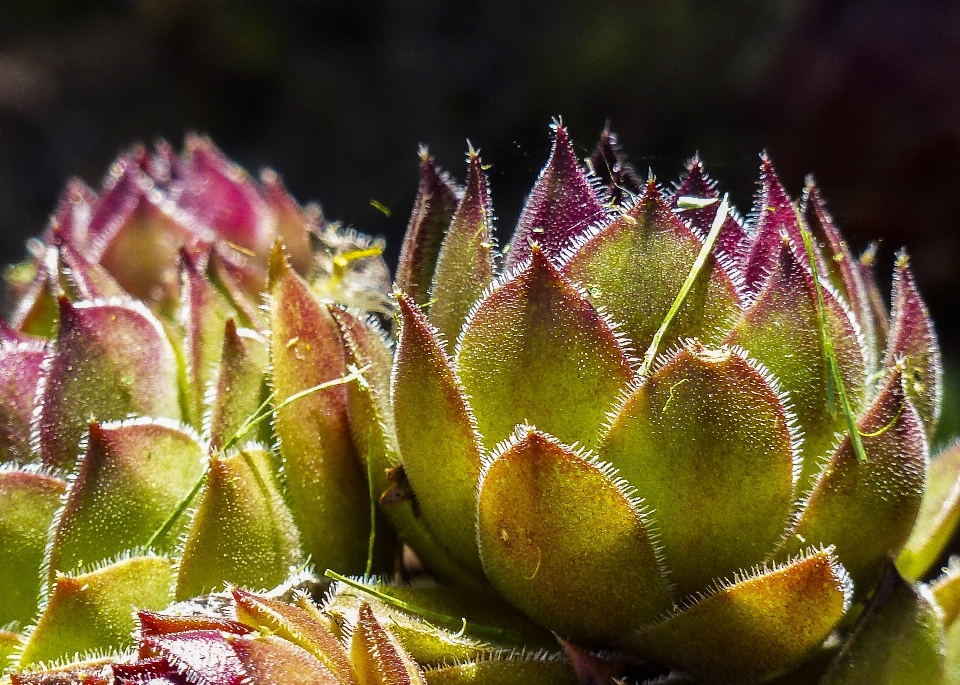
<box><xmin>207</xmin><ymin>320</ymin><xmax>269</xmax><ymax>450</ymax></box>
<box><xmin>821</xmin><ymin>563</ymin><xmax>944</xmax><ymax>685</ymax></box>
<box><xmin>777</xmin><ymin>368</ymin><xmax>926</xmax><ymax>600</ymax></box>
<box><xmin>18</xmin><ymin>554</ymin><xmax>176</xmax><ymax>668</ymax></box>
<box><xmin>175</xmin><ymin>446</ymin><xmax>304</xmax><ymax>600</ymax></box>
<box><xmin>36</xmin><ymin>297</ymin><xmax>181</xmax><ymax>472</ymax></box>
<box><xmin>393</xmin><ymin>294</ymin><xmax>485</xmax><ymax>576</ymax></box>
<box><xmin>424</xmin><ymin>657</ymin><xmax>577</xmax><ymax>685</ymax></box>
<box><xmin>180</xmin><ymin>251</ymin><xmax>234</xmax><ymax>428</ymax></box>
<box><xmin>46</xmin><ymin>419</ymin><xmax>204</xmax><ymax>580</ymax></box>
<box><xmin>727</xmin><ymin>240</ymin><xmax>867</xmax><ymax>493</ymax></box>
<box><xmin>428</xmin><ymin>149</ymin><xmax>496</xmax><ymax>352</ymax></box>
<box><xmin>267</xmin><ymin>245</ymin><xmax>370</xmax><ymax>575</ymax></box>
<box><xmin>899</xmin><ymin>440</ymin><xmax>960</xmax><ymax>581</ymax></box>
<box><xmin>600</xmin><ymin>341</ymin><xmax>798</xmax><ymax>599</ymax></box>
<box><xmin>350</xmin><ymin>602</ymin><xmax>428</xmax><ymax>685</ymax></box>
<box><xmin>0</xmin><ymin>469</ymin><xmax>67</xmax><ymax>628</ymax></box>
<box><xmin>626</xmin><ymin>548</ymin><xmax>852</xmax><ymax>685</ymax></box>
<box><xmin>931</xmin><ymin>559</ymin><xmax>960</xmax><ymax>628</ymax></box>
<box><xmin>476</xmin><ymin>426</ymin><xmax>673</xmax><ymax>645</ymax></box>
<box><xmin>456</xmin><ymin>245</ymin><xmax>634</xmax><ymax>452</ymax></box>
<box><xmin>563</xmin><ymin>181</ymin><xmax>740</xmax><ymax>359</ymax></box>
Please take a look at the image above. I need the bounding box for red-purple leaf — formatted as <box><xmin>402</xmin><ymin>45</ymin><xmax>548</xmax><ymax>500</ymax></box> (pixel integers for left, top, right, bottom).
<box><xmin>396</xmin><ymin>148</ymin><xmax>460</xmax><ymax>305</ymax></box>
<box><xmin>505</xmin><ymin>124</ymin><xmax>607</xmax><ymax>269</ymax></box>
<box><xmin>883</xmin><ymin>253</ymin><xmax>942</xmax><ymax>439</ymax></box>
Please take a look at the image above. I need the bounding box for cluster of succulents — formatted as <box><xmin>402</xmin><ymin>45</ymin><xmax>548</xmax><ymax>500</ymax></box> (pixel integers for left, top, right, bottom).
<box><xmin>2</xmin><ymin>122</ymin><xmax>960</xmax><ymax>684</ymax></box>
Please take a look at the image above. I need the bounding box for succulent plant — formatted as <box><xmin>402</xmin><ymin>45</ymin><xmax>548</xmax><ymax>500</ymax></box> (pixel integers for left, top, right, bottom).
<box><xmin>0</xmin><ymin>136</ymin><xmax>397</xmax><ymax>670</ymax></box>
<box><xmin>5</xmin><ymin>123</ymin><xmax>960</xmax><ymax>685</ymax></box>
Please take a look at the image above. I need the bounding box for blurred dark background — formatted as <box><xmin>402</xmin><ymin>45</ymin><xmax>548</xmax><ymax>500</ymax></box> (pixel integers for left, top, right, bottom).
<box><xmin>1</xmin><ymin>0</ymin><xmax>959</xmax><ymax>442</ymax></box>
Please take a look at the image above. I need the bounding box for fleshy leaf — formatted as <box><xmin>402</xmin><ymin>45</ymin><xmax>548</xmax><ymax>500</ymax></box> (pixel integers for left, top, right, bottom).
<box><xmin>671</xmin><ymin>156</ymin><xmax>747</xmax><ymax>271</ymax></box>
<box><xmin>112</xmin><ymin>658</ymin><xmax>187</xmax><ymax>684</ymax></box>
<box><xmin>267</xmin><ymin>246</ymin><xmax>370</xmax><ymax>574</ymax></box>
<box><xmin>777</xmin><ymin>368</ymin><xmax>926</xmax><ymax>597</ymax></box>
<box><xmin>587</xmin><ymin>125</ymin><xmax>642</xmax><ymax>206</ymax></box>
<box><xmin>12</xmin><ymin>660</ymin><xmax>115</xmax><ymax>685</ymax></box>
<box><xmin>395</xmin><ymin>148</ymin><xmax>460</xmax><ymax>304</ymax></box>
<box><xmin>207</xmin><ymin>321</ymin><xmax>268</xmax><ymax>450</ymax></box>
<box><xmin>457</xmin><ymin>245</ymin><xmax>634</xmax><ymax>452</ymax></box>
<box><xmin>0</xmin><ymin>469</ymin><xmax>67</xmax><ymax>627</ymax></box>
<box><xmin>207</xmin><ymin>250</ymin><xmax>264</xmax><ymax>330</ymax></box>
<box><xmin>18</xmin><ymin>555</ymin><xmax>176</xmax><ymax>667</ymax></box>
<box><xmin>49</xmin><ymin>178</ymin><xmax>96</xmax><ymax>251</ymax></box>
<box><xmin>428</xmin><ymin>150</ymin><xmax>496</xmax><ymax>351</ymax></box>
<box><xmin>742</xmin><ymin>156</ymin><xmax>806</xmax><ymax>294</ymax></box>
<box><xmin>600</xmin><ymin>342</ymin><xmax>797</xmax><ymax>599</ymax></box>
<box><xmin>727</xmin><ymin>240</ymin><xmax>866</xmax><ymax>492</ymax></box>
<box><xmin>175</xmin><ymin>135</ymin><xmax>275</xmax><ymax>257</ymax></box>
<box><xmin>883</xmin><ymin>253</ymin><xmax>942</xmax><ymax>440</ymax></box>
<box><xmin>821</xmin><ymin>563</ymin><xmax>944</xmax><ymax>685</ymax></box>
<box><xmin>0</xmin><ymin>630</ymin><xmax>25</xmax><ymax>670</ymax></box>
<box><xmin>138</xmin><ymin>610</ymin><xmax>254</xmax><ymax>637</ymax></box>
<box><xmin>88</xmin><ymin>157</ymin><xmax>192</xmax><ymax>314</ymax></box>
<box><xmin>37</xmin><ymin>297</ymin><xmax>181</xmax><ymax>472</ymax></box>
<box><xmin>175</xmin><ymin>446</ymin><xmax>303</xmax><ymax>600</ymax></box>
<box><xmin>230</xmin><ymin>634</ymin><xmax>340</xmax><ymax>685</ymax></box>
<box><xmin>626</xmin><ymin>548</ymin><xmax>851</xmax><ymax>685</ymax></box>
<box><xmin>801</xmin><ymin>181</ymin><xmax>877</xmax><ymax>368</ymax></box>
<box><xmin>899</xmin><ymin>441</ymin><xmax>960</xmax><ymax>581</ymax></box>
<box><xmin>140</xmin><ymin>630</ymin><xmax>246</xmax><ymax>685</ymax></box>
<box><xmin>47</xmin><ymin>419</ymin><xmax>205</xmax><ymax>578</ymax></box>
<box><xmin>393</xmin><ymin>294</ymin><xmax>485</xmax><ymax>574</ymax></box>
<box><xmin>0</xmin><ymin>339</ymin><xmax>46</xmax><ymax>464</ymax></box>
<box><xmin>180</xmin><ymin>251</ymin><xmax>233</xmax><ymax>427</ymax></box>
<box><xmin>563</xmin><ymin>180</ymin><xmax>741</xmax><ymax>355</ymax></box>
<box><xmin>57</xmin><ymin>242</ymin><xmax>126</xmax><ymax>302</ymax></box>
<box><xmin>261</xmin><ymin>168</ymin><xmax>315</xmax><ymax>276</ymax></box>
<box><xmin>232</xmin><ymin>588</ymin><xmax>358</xmax><ymax>685</ymax></box>
<box><xmin>932</xmin><ymin>559</ymin><xmax>960</xmax><ymax>628</ymax></box>
<box><xmin>10</xmin><ymin>247</ymin><xmax>60</xmax><ymax>338</ymax></box>
<box><xmin>350</xmin><ymin>603</ymin><xmax>428</xmax><ymax>685</ymax></box>
<box><xmin>859</xmin><ymin>244</ymin><xmax>890</xmax><ymax>354</ymax></box>
<box><xmin>505</xmin><ymin>124</ymin><xmax>607</xmax><ymax>269</ymax></box>
<box><xmin>424</xmin><ymin>656</ymin><xmax>577</xmax><ymax>685</ymax></box>
<box><xmin>476</xmin><ymin>427</ymin><xmax>673</xmax><ymax>645</ymax></box>
<box><xmin>323</xmin><ymin>579</ymin><xmax>556</xmax><ymax>661</ymax></box>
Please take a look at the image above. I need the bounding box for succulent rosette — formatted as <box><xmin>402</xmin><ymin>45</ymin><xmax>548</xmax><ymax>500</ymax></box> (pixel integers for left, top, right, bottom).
<box><xmin>385</xmin><ymin>124</ymin><xmax>957</xmax><ymax>683</ymax></box>
<box><xmin>6</xmin><ymin>124</ymin><xmax>960</xmax><ymax>685</ymax></box>
<box><xmin>0</xmin><ymin>137</ymin><xmax>396</xmax><ymax>669</ymax></box>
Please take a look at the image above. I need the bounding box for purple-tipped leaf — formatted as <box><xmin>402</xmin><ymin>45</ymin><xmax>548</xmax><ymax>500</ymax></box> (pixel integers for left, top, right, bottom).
<box><xmin>47</xmin><ymin>419</ymin><xmax>204</xmax><ymax>578</ymax></box>
<box><xmin>395</xmin><ymin>149</ymin><xmax>460</xmax><ymax>304</ymax></box>
<box><xmin>564</xmin><ymin>179</ymin><xmax>741</xmax><ymax>355</ymax></box>
<box><xmin>727</xmin><ymin>240</ymin><xmax>867</xmax><ymax>493</ymax></box>
<box><xmin>140</xmin><ymin>630</ymin><xmax>246</xmax><ymax>685</ymax></box>
<box><xmin>428</xmin><ymin>150</ymin><xmax>496</xmax><ymax>351</ymax></box>
<box><xmin>37</xmin><ymin>297</ymin><xmax>181</xmax><ymax>472</ymax></box>
<box><xmin>505</xmin><ymin>124</ymin><xmax>607</xmax><ymax>269</ymax></box>
<box><xmin>742</xmin><ymin>156</ymin><xmax>806</xmax><ymax>295</ymax></box>
<box><xmin>672</xmin><ymin>156</ymin><xmax>748</xmax><ymax>271</ymax></box>
<box><xmin>883</xmin><ymin>254</ymin><xmax>942</xmax><ymax>440</ymax></box>
<box><xmin>457</xmin><ymin>245</ymin><xmax>634</xmax><ymax>452</ymax></box>
<box><xmin>587</xmin><ymin>125</ymin><xmax>642</xmax><ymax>206</ymax></box>
<box><xmin>0</xmin><ymin>339</ymin><xmax>46</xmax><ymax>464</ymax></box>
<box><xmin>776</xmin><ymin>368</ymin><xmax>926</xmax><ymax>597</ymax></box>
<box><xmin>350</xmin><ymin>603</ymin><xmax>428</xmax><ymax>685</ymax></box>
<box><xmin>267</xmin><ymin>246</ymin><xmax>371</xmax><ymax>575</ymax></box>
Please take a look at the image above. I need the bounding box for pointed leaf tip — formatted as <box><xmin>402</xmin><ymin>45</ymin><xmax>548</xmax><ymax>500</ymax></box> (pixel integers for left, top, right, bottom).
<box><xmin>506</xmin><ymin>124</ymin><xmax>607</xmax><ymax>269</ymax></box>
<box><xmin>396</xmin><ymin>151</ymin><xmax>459</xmax><ymax>305</ymax></box>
